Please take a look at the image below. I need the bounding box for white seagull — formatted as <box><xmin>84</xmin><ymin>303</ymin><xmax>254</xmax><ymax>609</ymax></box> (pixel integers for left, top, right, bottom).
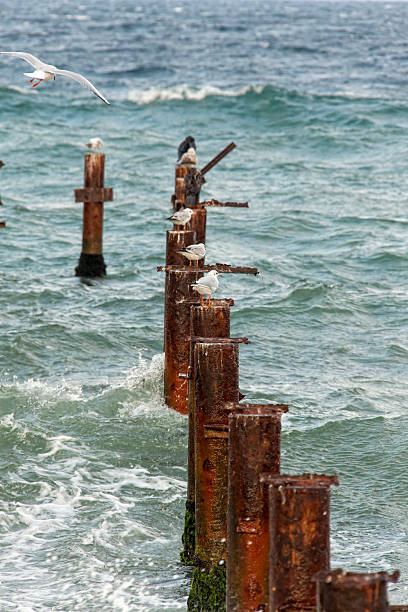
<box><xmin>191</xmin><ymin>269</ymin><xmax>222</xmax><ymax>307</ymax></box>
<box><xmin>167</xmin><ymin>207</ymin><xmax>193</xmax><ymax>229</ymax></box>
<box><xmin>86</xmin><ymin>137</ymin><xmax>104</xmax><ymax>150</ymax></box>
<box><xmin>178</xmin><ymin>243</ymin><xmax>206</xmax><ymax>267</ymax></box>
<box><xmin>0</xmin><ymin>51</ymin><xmax>110</xmax><ymax>104</ymax></box>
<box><xmin>179</xmin><ymin>147</ymin><xmax>198</xmax><ymax>165</ymax></box>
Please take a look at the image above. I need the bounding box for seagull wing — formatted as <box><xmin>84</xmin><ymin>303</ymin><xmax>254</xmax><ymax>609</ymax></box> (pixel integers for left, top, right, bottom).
<box><xmin>53</xmin><ymin>68</ymin><xmax>110</xmax><ymax>104</ymax></box>
<box><xmin>194</xmin><ymin>276</ymin><xmax>215</xmax><ymax>289</ymax></box>
<box><xmin>0</xmin><ymin>51</ymin><xmax>48</xmax><ymax>70</ymax></box>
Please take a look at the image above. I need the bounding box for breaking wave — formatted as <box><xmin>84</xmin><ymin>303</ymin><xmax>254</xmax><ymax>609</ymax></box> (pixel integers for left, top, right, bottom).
<box><xmin>127</xmin><ymin>83</ymin><xmax>265</xmax><ymax>105</ymax></box>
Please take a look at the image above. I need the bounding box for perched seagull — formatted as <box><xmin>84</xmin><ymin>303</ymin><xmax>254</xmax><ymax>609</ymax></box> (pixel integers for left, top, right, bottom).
<box><xmin>86</xmin><ymin>137</ymin><xmax>104</xmax><ymax>151</ymax></box>
<box><xmin>191</xmin><ymin>269</ymin><xmax>222</xmax><ymax>307</ymax></box>
<box><xmin>177</xmin><ymin>136</ymin><xmax>196</xmax><ymax>162</ymax></box>
<box><xmin>167</xmin><ymin>207</ymin><xmax>193</xmax><ymax>229</ymax></box>
<box><xmin>178</xmin><ymin>243</ymin><xmax>206</xmax><ymax>266</ymax></box>
<box><xmin>0</xmin><ymin>51</ymin><xmax>110</xmax><ymax>104</ymax></box>
<box><xmin>180</xmin><ymin>146</ymin><xmax>198</xmax><ymax>165</ymax></box>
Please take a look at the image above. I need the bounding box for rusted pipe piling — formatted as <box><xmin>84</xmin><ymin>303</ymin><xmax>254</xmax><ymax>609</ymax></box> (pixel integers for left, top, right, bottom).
<box><xmin>226</xmin><ymin>404</ymin><xmax>288</xmax><ymax>612</ymax></box>
<box><xmin>313</xmin><ymin>569</ymin><xmax>400</xmax><ymax>612</ymax></box>
<box><xmin>163</xmin><ymin>269</ymin><xmax>202</xmax><ymax>414</ymax></box>
<box><xmin>264</xmin><ymin>473</ymin><xmax>339</xmax><ymax>611</ymax></box>
<box><xmin>188</xmin><ymin>340</ymin><xmax>242</xmax><ymax>612</ymax></box>
<box><xmin>200</xmin><ymin>142</ymin><xmax>236</xmax><ymax>176</ymax></box>
<box><xmin>174</xmin><ymin>162</ymin><xmax>192</xmax><ymax>209</ymax></box>
<box><xmin>194</xmin><ymin>341</ymin><xmax>240</xmax><ymax>566</ymax></box>
<box><xmin>166</xmin><ymin>229</ymin><xmax>198</xmax><ymax>266</ymax></box>
<box><xmin>181</xmin><ymin>301</ymin><xmax>233</xmax><ymax>565</ymax></box>
<box><xmin>74</xmin><ymin>153</ymin><xmax>113</xmax><ymax>277</ymax></box>
<box><xmin>189</xmin><ymin>207</ymin><xmax>207</xmax><ymax>245</ymax></box>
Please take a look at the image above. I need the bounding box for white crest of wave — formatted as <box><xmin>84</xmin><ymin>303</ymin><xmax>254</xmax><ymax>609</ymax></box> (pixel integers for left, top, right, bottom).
<box><xmin>121</xmin><ymin>352</ymin><xmax>164</xmax><ymax>391</ymax></box>
<box><xmin>128</xmin><ymin>83</ymin><xmax>264</xmax><ymax>105</ymax></box>
<box><xmin>2</xmin><ymin>377</ymin><xmax>84</xmax><ymax>403</ymax></box>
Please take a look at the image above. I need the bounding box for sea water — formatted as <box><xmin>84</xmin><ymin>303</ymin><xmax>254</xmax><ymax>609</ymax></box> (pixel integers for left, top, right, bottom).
<box><xmin>1</xmin><ymin>0</ymin><xmax>408</xmax><ymax>609</ymax></box>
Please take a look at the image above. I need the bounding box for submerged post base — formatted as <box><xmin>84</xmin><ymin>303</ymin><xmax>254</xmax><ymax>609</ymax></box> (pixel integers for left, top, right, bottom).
<box><xmin>75</xmin><ymin>253</ymin><xmax>107</xmax><ymax>277</ymax></box>
<box><xmin>180</xmin><ymin>500</ymin><xmax>195</xmax><ymax>565</ymax></box>
<box><xmin>187</xmin><ymin>564</ymin><xmax>226</xmax><ymax>612</ymax></box>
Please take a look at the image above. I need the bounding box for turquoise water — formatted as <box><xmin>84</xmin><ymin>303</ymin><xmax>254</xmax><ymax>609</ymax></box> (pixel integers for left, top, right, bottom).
<box><xmin>1</xmin><ymin>0</ymin><xmax>408</xmax><ymax>609</ymax></box>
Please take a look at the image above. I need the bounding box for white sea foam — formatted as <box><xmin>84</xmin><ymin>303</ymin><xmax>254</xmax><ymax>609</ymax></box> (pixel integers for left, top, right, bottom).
<box><xmin>127</xmin><ymin>84</ymin><xmax>265</xmax><ymax>105</ymax></box>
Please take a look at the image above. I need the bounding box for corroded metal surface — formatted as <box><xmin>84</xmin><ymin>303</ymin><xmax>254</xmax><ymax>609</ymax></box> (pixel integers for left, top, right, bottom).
<box><xmin>75</xmin><ymin>153</ymin><xmax>112</xmax><ymax>277</ymax></box>
<box><xmin>227</xmin><ymin>404</ymin><xmax>288</xmax><ymax>612</ymax></box>
<box><xmin>187</xmin><ymin>336</ymin><xmax>249</xmax><ymax>344</ymax></box>
<box><xmin>181</xmin><ymin>301</ymin><xmax>232</xmax><ymax>565</ymax></box>
<box><xmin>265</xmin><ymin>473</ymin><xmax>339</xmax><ymax>611</ymax></box>
<box><xmin>194</xmin><ymin>342</ymin><xmax>239</xmax><ymax>567</ymax></box>
<box><xmin>187</xmin><ymin>304</ymin><xmax>232</xmax><ymax>508</ymax></box>
<box><xmin>200</xmin><ymin>142</ymin><xmax>236</xmax><ymax>175</ymax></box>
<box><xmin>163</xmin><ymin>269</ymin><xmax>202</xmax><ymax>413</ymax></box>
<box><xmin>184</xmin><ymin>168</ymin><xmax>204</xmax><ymax>208</ymax></box>
<box><xmin>174</xmin><ymin>163</ymin><xmax>190</xmax><ymax>209</ymax></box>
<box><xmin>314</xmin><ymin>568</ymin><xmax>400</xmax><ymax>612</ymax></box>
<box><xmin>201</xmin><ymin>199</ymin><xmax>249</xmax><ymax>208</ymax></box>
<box><xmin>189</xmin><ymin>207</ymin><xmax>207</xmax><ymax>245</ymax></box>
<box><xmin>80</xmin><ymin>153</ymin><xmax>105</xmax><ymax>254</ymax></box>
<box><xmin>157</xmin><ymin>263</ymin><xmax>259</xmax><ymax>275</ymax></box>
<box><xmin>166</xmin><ymin>229</ymin><xmax>198</xmax><ymax>267</ymax></box>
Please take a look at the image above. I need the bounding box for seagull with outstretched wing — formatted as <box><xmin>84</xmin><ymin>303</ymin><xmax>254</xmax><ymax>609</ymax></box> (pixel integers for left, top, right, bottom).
<box><xmin>0</xmin><ymin>51</ymin><xmax>110</xmax><ymax>104</ymax></box>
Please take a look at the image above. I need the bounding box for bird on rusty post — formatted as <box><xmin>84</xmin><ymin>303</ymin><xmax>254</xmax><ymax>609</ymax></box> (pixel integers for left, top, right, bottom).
<box><xmin>177</xmin><ymin>136</ymin><xmax>196</xmax><ymax>162</ymax></box>
<box><xmin>178</xmin><ymin>243</ymin><xmax>206</xmax><ymax>267</ymax></box>
<box><xmin>86</xmin><ymin>137</ymin><xmax>104</xmax><ymax>151</ymax></box>
<box><xmin>191</xmin><ymin>269</ymin><xmax>221</xmax><ymax>307</ymax></box>
<box><xmin>167</xmin><ymin>206</ymin><xmax>193</xmax><ymax>231</ymax></box>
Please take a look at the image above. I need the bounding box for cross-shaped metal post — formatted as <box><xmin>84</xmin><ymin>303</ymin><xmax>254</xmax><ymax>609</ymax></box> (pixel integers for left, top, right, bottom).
<box><xmin>74</xmin><ymin>153</ymin><xmax>113</xmax><ymax>277</ymax></box>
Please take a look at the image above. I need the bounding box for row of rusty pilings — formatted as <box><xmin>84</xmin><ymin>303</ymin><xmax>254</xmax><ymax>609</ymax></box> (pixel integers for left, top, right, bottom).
<box><xmin>159</xmin><ymin>138</ymin><xmax>404</xmax><ymax>611</ymax></box>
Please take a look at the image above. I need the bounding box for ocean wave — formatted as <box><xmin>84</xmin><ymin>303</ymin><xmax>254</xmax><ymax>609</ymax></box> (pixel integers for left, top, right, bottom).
<box><xmin>127</xmin><ymin>83</ymin><xmax>265</xmax><ymax>105</ymax></box>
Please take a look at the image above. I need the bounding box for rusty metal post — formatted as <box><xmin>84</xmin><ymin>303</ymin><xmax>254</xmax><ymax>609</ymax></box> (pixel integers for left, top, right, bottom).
<box><xmin>163</xmin><ymin>269</ymin><xmax>202</xmax><ymax>414</ymax></box>
<box><xmin>226</xmin><ymin>404</ymin><xmax>288</xmax><ymax>612</ymax></box>
<box><xmin>174</xmin><ymin>162</ymin><xmax>197</xmax><ymax>210</ymax></box>
<box><xmin>194</xmin><ymin>341</ymin><xmax>240</xmax><ymax>567</ymax></box>
<box><xmin>188</xmin><ymin>340</ymin><xmax>241</xmax><ymax>611</ymax></box>
<box><xmin>166</xmin><ymin>229</ymin><xmax>198</xmax><ymax>267</ymax></box>
<box><xmin>314</xmin><ymin>569</ymin><xmax>400</xmax><ymax>612</ymax></box>
<box><xmin>265</xmin><ymin>473</ymin><xmax>339</xmax><ymax>611</ymax></box>
<box><xmin>181</xmin><ymin>301</ymin><xmax>232</xmax><ymax>565</ymax></box>
<box><xmin>190</xmin><ymin>207</ymin><xmax>207</xmax><ymax>245</ymax></box>
<box><xmin>74</xmin><ymin>153</ymin><xmax>113</xmax><ymax>277</ymax></box>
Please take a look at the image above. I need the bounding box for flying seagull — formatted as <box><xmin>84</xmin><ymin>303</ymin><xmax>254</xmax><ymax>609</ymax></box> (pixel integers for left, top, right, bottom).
<box><xmin>0</xmin><ymin>51</ymin><xmax>110</xmax><ymax>104</ymax></box>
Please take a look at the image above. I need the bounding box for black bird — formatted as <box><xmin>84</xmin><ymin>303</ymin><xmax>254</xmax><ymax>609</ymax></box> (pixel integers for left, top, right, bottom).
<box><xmin>177</xmin><ymin>136</ymin><xmax>196</xmax><ymax>162</ymax></box>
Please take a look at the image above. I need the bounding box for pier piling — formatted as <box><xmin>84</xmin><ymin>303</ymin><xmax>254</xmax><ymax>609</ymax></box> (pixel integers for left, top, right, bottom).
<box><xmin>181</xmin><ymin>300</ymin><xmax>233</xmax><ymax>565</ymax></box>
<box><xmin>313</xmin><ymin>569</ymin><xmax>400</xmax><ymax>612</ymax></box>
<box><xmin>74</xmin><ymin>152</ymin><xmax>113</xmax><ymax>277</ymax></box>
<box><xmin>188</xmin><ymin>340</ymin><xmax>242</xmax><ymax>611</ymax></box>
<box><xmin>166</xmin><ymin>229</ymin><xmax>198</xmax><ymax>267</ymax></box>
<box><xmin>265</xmin><ymin>473</ymin><xmax>339</xmax><ymax>611</ymax></box>
<box><xmin>227</xmin><ymin>404</ymin><xmax>288</xmax><ymax>612</ymax></box>
<box><xmin>163</xmin><ymin>269</ymin><xmax>202</xmax><ymax>414</ymax></box>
